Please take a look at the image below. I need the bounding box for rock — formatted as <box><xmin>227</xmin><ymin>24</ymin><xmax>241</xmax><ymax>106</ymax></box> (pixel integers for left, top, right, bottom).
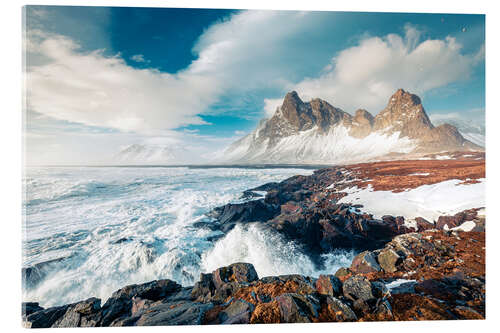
<box><xmin>133</xmin><ymin>301</ymin><xmax>213</xmax><ymax>326</ymax></box>
<box><xmin>315</xmin><ymin>275</ymin><xmax>342</xmax><ymax>296</ymax></box>
<box><xmin>334</xmin><ymin>267</ymin><xmax>352</xmax><ymax>280</ymax></box>
<box><xmin>371</xmin><ymin>281</ymin><xmax>390</xmax><ymax>299</ymax></box>
<box><xmin>99</xmin><ymin>296</ymin><xmax>133</xmax><ymax>327</ymax></box>
<box><xmin>22</xmin><ymin>302</ymin><xmax>43</xmax><ymax>318</ymax></box>
<box><xmin>24</xmin><ymin>305</ymin><xmax>70</xmax><ymax>328</ymax></box>
<box><xmin>377</xmin><ymin>248</ymin><xmax>401</xmax><ymax>273</ymax></box>
<box><xmin>208</xmin><ymin>199</ymin><xmax>277</xmax><ymax>231</ymax></box>
<box><xmin>389</xmin><ymin>281</ymin><xmax>416</xmax><ymax>295</ymax></box>
<box><xmin>324</xmin><ymin>296</ymin><xmax>357</xmax><ymax>321</ymax></box>
<box><xmin>191</xmin><ymin>273</ymin><xmax>216</xmax><ymax>302</ymax></box>
<box><xmin>453</xmin><ymin>306</ymin><xmax>484</xmax><ymax>319</ymax></box>
<box><xmin>219</xmin><ymin>299</ymin><xmax>254</xmax><ymax>324</ymax></box>
<box><xmin>415</xmin><ymin>217</ymin><xmax>433</xmax><ymax>231</ymax></box>
<box><xmin>212</xmin><ymin>263</ymin><xmax>259</xmax><ymax>289</ymax></box>
<box><xmin>350</xmin><ymin>251</ymin><xmax>381</xmax><ymax>274</ymax></box>
<box><xmin>343</xmin><ymin>275</ymin><xmax>375</xmax><ymax>302</ymax></box>
<box><xmin>374</xmin><ymin>298</ymin><xmax>393</xmax><ymax>319</ymax></box>
<box><xmin>250</xmin><ymin>301</ymin><xmax>281</xmax><ymax>324</ymax></box>
<box><xmin>110</xmin><ymin>279</ymin><xmax>182</xmax><ymax>301</ymax></box>
<box><xmin>275</xmin><ymin>293</ymin><xmax>315</xmax><ymax>323</ymax></box>
<box><xmin>240</xmin><ymin>190</ymin><xmax>263</xmax><ymax>200</ymax></box>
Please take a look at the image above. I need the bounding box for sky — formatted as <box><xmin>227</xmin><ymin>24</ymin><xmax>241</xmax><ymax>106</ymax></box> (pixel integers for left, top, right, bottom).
<box><xmin>23</xmin><ymin>6</ymin><xmax>485</xmax><ymax>165</ymax></box>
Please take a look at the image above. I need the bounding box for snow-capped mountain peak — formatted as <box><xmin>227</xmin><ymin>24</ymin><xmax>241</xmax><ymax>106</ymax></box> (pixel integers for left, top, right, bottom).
<box><xmin>223</xmin><ymin>89</ymin><xmax>482</xmax><ymax>164</ymax></box>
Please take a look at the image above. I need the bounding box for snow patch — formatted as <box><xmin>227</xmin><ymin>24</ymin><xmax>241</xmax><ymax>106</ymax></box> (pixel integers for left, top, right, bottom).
<box><xmin>408</xmin><ymin>172</ymin><xmax>430</xmax><ymax>176</ymax></box>
<box><xmin>385</xmin><ymin>279</ymin><xmax>416</xmax><ymax>290</ymax></box>
<box><xmin>338</xmin><ymin>178</ymin><xmax>485</xmax><ymax>223</ymax></box>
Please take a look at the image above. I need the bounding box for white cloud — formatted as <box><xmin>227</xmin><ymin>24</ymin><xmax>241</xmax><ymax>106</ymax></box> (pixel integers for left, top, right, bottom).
<box><xmin>26</xmin><ymin>34</ymin><xmax>222</xmax><ymax>133</ymax></box>
<box><xmin>292</xmin><ymin>25</ymin><xmax>483</xmax><ymax>113</ymax></box>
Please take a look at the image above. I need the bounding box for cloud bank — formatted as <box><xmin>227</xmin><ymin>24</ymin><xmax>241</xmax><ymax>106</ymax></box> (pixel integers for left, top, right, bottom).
<box><xmin>265</xmin><ymin>25</ymin><xmax>483</xmax><ymax>115</ymax></box>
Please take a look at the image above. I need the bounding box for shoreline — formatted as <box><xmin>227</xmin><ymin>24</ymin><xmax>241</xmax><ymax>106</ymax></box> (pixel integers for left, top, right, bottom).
<box><xmin>22</xmin><ymin>152</ymin><xmax>486</xmax><ymax>326</ymax></box>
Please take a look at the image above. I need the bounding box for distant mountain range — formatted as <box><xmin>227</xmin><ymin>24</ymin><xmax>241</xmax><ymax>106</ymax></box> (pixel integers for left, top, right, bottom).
<box><xmin>223</xmin><ymin>89</ymin><xmax>482</xmax><ymax>164</ymax></box>
<box><xmin>114</xmin><ymin>89</ymin><xmax>483</xmax><ymax>165</ymax></box>
<box><xmin>114</xmin><ymin>144</ymin><xmax>190</xmax><ymax>165</ymax></box>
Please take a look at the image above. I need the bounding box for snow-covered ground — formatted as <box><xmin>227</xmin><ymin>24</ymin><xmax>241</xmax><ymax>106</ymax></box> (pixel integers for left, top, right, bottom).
<box><xmin>337</xmin><ymin>178</ymin><xmax>485</xmax><ymax>223</ymax></box>
<box><xmin>224</xmin><ymin>125</ymin><xmax>417</xmax><ymax>164</ymax></box>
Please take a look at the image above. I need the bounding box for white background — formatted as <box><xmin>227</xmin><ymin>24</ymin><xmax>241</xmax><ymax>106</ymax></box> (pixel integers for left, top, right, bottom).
<box><xmin>1</xmin><ymin>0</ymin><xmax>498</xmax><ymax>332</ymax></box>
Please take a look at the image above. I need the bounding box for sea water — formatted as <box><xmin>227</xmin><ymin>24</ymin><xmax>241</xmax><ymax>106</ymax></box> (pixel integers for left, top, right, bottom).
<box><xmin>22</xmin><ymin>166</ymin><xmax>355</xmax><ymax>307</ymax></box>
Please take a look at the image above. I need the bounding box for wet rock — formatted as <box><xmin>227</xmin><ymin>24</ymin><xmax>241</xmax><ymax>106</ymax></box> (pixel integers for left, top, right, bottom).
<box><xmin>133</xmin><ymin>301</ymin><xmax>213</xmax><ymax>326</ymax></box>
<box><xmin>377</xmin><ymin>248</ymin><xmax>401</xmax><ymax>273</ymax></box>
<box><xmin>208</xmin><ymin>199</ymin><xmax>278</xmax><ymax>232</ymax></box>
<box><xmin>343</xmin><ymin>275</ymin><xmax>375</xmax><ymax>302</ymax></box>
<box><xmin>241</xmin><ymin>190</ymin><xmax>263</xmax><ymax>200</ymax></box>
<box><xmin>22</xmin><ymin>257</ymin><xmax>67</xmax><ymax>289</ymax></box>
<box><xmin>212</xmin><ymin>263</ymin><xmax>259</xmax><ymax>289</ymax></box>
<box><xmin>275</xmin><ymin>293</ymin><xmax>315</xmax><ymax>323</ymax></box>
<box><xmin>350</xmin><ymin>251</ymin><xmax>381</xmax><ymax>274</ymax></box>
<box><xmin>24</xmin><ymin>305</ymin><xmax>70</xmax><ymax>328</ymax></box>
<box><xmin>219</xmin><ymin>299</ymin><xmax>254</xmax><ymax>324</ymax></box>
<box><xmin>191</xmin><ymin>273</ymin><xmax>217</xmax><ymax>302</ymax></box>
<box><xmin>315</xmin><ymin>274</ymin><xmax>342</xmax><ymax>297</ymax></box>
<box><xmin>389</xmin><ymin>281</ymin><xmax>416</xmax><ymax>294</ymax></box>
<box><xmin>111</xmin><ymin>279</ymin><xmax>182</xmax><ymax>301</ymax></box>
<box><xmin>22</xmin><ymin>302</ymin><xmax>43</xmax><ymax>318</ymax></box>
<box><xmin>334</xmin><ymin>267</ymin><xmax>352</xmax><ymax>280</ymax></box>
<box><xmin>324</xmin><ymin>296</ymin><xmax>357</xmax><ymax>321</ymax></box>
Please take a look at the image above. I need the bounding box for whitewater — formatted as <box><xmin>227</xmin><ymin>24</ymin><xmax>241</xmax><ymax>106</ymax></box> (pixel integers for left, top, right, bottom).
<box><xmin>22</xmin><ymin>166</ymin><xmax>355</xmax><ymax>307</ymax></box>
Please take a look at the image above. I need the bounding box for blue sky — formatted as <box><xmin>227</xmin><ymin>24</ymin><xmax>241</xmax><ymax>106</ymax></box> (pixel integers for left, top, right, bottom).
<box><xmin>24</xmin><ymin>6</ymin><xmax>485</xmax><ymax>164</ymax></box>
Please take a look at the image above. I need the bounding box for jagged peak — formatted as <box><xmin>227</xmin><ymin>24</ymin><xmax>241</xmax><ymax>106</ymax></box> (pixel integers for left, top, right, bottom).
<box><xmin>283</xmin><ymin>91</ymin><xmax>303</xmax><ymax>104</ymax></box>
<box><xmin>388</xmin><ymin>88</ymin><xmax>422</xmax><ymax>106</ymax></box>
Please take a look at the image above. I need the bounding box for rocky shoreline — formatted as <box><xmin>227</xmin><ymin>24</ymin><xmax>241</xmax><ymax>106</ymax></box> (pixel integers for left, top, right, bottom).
<box><xmin>22</xmin><ymin>154</ymin><xmax>486</xmax><ymax>327</ymax></box>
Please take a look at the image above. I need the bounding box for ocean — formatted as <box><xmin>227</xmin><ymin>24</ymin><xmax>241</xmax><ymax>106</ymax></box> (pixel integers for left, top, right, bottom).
<box><xmin>22</xmin><ymin>166</ymin><xmax>355</xmax><ymax>307</ymax></box>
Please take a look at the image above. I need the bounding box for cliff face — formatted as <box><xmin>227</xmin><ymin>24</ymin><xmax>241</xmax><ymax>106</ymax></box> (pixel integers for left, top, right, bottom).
<box><xmin>224</xmin><ymin>89</ymin><xmax>482</xmax><ymax>164</ymax></box>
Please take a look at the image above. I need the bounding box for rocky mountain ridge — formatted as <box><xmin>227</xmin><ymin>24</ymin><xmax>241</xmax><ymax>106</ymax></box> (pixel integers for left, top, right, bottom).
<box><xmin>224</xmin><ymin>89</ymin><xmax>482</xmax><ymax>164</ymax></box>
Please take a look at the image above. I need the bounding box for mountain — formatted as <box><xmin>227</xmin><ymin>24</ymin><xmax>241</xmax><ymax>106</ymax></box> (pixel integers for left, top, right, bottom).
<box><xmin>114</xmin><ymin>144</ymin><xmax>189</xmax><ymax>164</ymax></box>
<box><xmin>223</xmin><ymin>89</ymin><xmax>482</xmax><ymax>164</ymax></box>
<box><xmin>429</xmin><ymin>115</ymin><xmax>485</xmax><ymax>148</ymax></box>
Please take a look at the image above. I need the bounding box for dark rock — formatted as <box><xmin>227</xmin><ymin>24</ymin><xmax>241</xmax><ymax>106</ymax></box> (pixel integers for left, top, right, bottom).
<box><xmin>324</xmin><ymin>296</ymin><xmax>357</xmax><ymax>321</ymax></box>
<box><xmin>110</xmin><ymin>279</ymin><xmax>182</xmax><ymax>301</ymax></box>
<box><xmin>22</xmin><ymin>302</ymin><xmax>43</xmax><ymax>318</ymax></box>
<box><xmin>24</xmin><ymin>304</ymin><xmax>70</xmax><ymax>328</ymax></box>
<box><xmin>389</xmin><ymin>281</ymin><xmax>416</xmax><ymax>295</ymax></box>
<box><xmin>350</xmin><ymin>251</ymin><xmax>381</xmax><ymax>274</ymax></box>
<box><xmin>275</xmin><ymin>293</ymin><xmax>315</xmax><ymax>323</ymax></box>
<box><xmin>133</xmin><ymin>301</ymin><xmax>213</xmax><ymax>326</ymax></box>
<box><xmin>191</xmin><ymin>273</ymin><xmax>216</xmax><ymax>302</ymax></box>
<box><xmin>219</xmin><ymin>299</ymin><xmax>254</xmax><ymax>324</ymax></box>
<box><xmin>209</xmin><ymin>199</ymin><xmax>278</xmax><ymax>232</ymax></box>
<box><xmin>22</xmin><ymin>257</ymin><xmax>67</xmax><ymax>289</ymax></box>
<box><xmin>241</xmin><ymin>190</ymin><xmax>263</xmax><ymax>200</ymax></box>
<box><xmin>415</xmin><ymin>217</ymin><xmax>433</xmax><ymax>231</ymax></box>
<box><xmin>343</xmin><ymin>275</ymin><xmax>375</xmax><ymax>302</ymax></box>
<box><xmin>315</xmin><ymin>275</ymin><xmax>342</xmax><ymax>296</ymax></box>
<box><xmin>212</xmin><ymin>263</ymin><xmax>259</xmax><ymax>289</ymax></box>
<box><xmin>371</xmin><ymin>281</ymin><xmax>390</xmax><ymax>299</ymax></box>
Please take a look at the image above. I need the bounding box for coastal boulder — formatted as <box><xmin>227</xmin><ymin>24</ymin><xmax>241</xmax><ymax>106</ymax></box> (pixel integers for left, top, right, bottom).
<box><xmin>219</xmin><ymin>299</ymin><xmax>254</xmax><ymax>324</ymax></box>
<box><xmin>315</xmin><ymin>274</ymin><xmax>342</xmax><ymax>296</ymax></box>
<box><xmin>350</xmin><ymin>251</ymin><xmax>381</xmax><ymax>274</ymax></box>
<box><xmin>377</xmin><ymin>248</ymin><xmax>401</xmax><ymax>273</ymax></box>
<box><xmin>212</xmin><ymin>263</ymin><xmax>259</xmax><ymax>289</ymax></box>
<box><xmin>24</xmin><ymin>305</ymin><xmax>70</xmax><ymax>328</ymax></box>
<box><xmin>343</xmin><ymin>275</ymin><xmax>375</xmax><ymax>302</ymax></box>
